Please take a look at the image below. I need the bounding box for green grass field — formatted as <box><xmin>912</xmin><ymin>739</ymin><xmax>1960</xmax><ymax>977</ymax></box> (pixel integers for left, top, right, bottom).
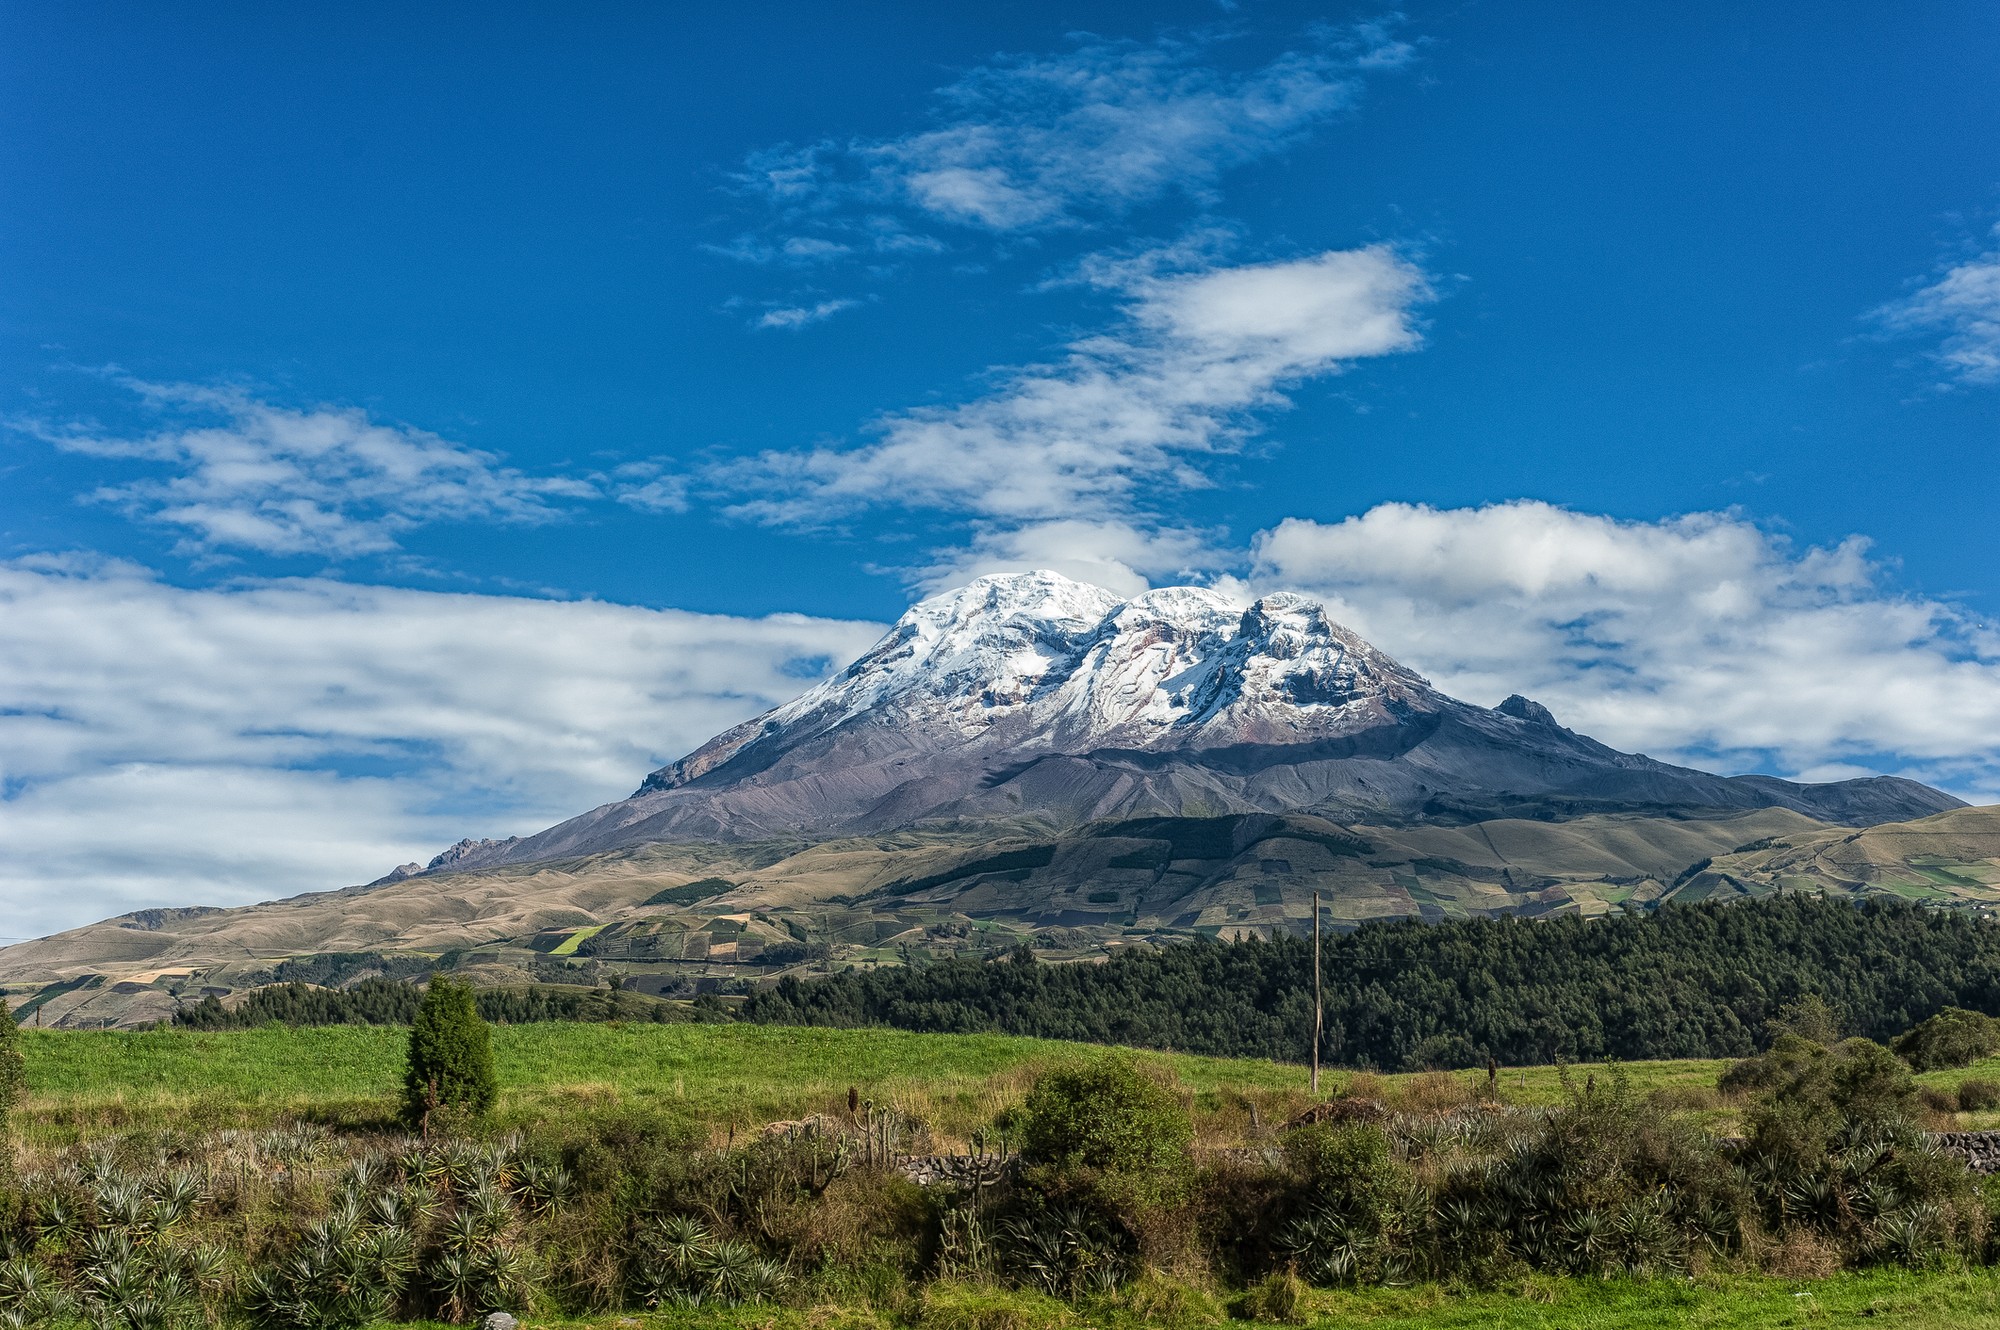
<box><xmin>24</xmin><ymin>1021</ymin><xmax>2000</xmax><ymax>1148</ymax></box>
<box><xmin>15</xmin><ymin>1021</ymin><xmax>1740</xmax><ymax>1145</ymax></box>
<box><xmin>350</xmin><ymin>1267</ymin><xmax>2000</xmax><ymax>1327</ymax></box>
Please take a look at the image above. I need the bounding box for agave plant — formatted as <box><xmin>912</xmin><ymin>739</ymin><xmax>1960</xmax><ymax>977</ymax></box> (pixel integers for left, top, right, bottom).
<box><xmin>1680</xmin><ymin>1198</ymin><xmax>1740</xmax><ymax>1256</ymax></box>
<box><xmin>462</xmin><ymin>1181</ymin><xmax>513</xmax><ymax>1236</ymax></box>
<box><xmin>34</xmin><ymin>1191</ymin><xmax>86</xmax><ymax>1248</ymax></box>
<box><xmin>437</xmin><ymin>1209</ymin><xmax>484</xmax><ymax>1257</ymax></box>
<box><xmin>470</xmin><ymin>1242</ymin><xmax>536</xmax><ymax>1314</ymax></box>
<box><xmin>81</xmin><ymin>1229</ymin><xmax>136</xmax><ymax>1274</ymax></box>
<box><xmin>1278</xmin><ymin>1207</ymin><xmax>1371</xmax><ymax>1287</ymax></box>
<box><xmin>1561</xmin><ymin>1208</ymin><xmax>1608</xmax><ymax>1273</ymax></box>
<box><xmin>1782</xmin><ymin>1173</ymin><xmax>1846</xmax><ymax>1230</ymax></box>
<box><xmin>366</xmin><ymin>1190</ymin><xmax>405</xmax><ymax>1232</ymax></box>
<box><xmin>149</xmin><ymin>1167</ymin><xmax>207</xmax><ymax>1215</ymax></box>
<box><xmin>338</xmin><ymin>1156</ymin><xmax>385</xmax><ymax>1200</ymax></box>
<box><xmin>396</xmin><ymin>1183</ymin><xmax>446</xmax><ymax>1229</ymax></box>
<box><xmin>438</xmin><ymin>1142</ymin><xmax>493</xmax><ymax>1196</ymax></box>
<box><xmin>1851</xmin><ymin>1178</ymin><xmax>1901</xmax><ymax>1223</ymax></box>
<box><xmin>80</xmin><ymin>1145</ymin><xmax>125</xmax><ymax>1186</ymax></box>
<box><xmin>80</xmin><ymin>1254</ymin><xmax>148</xmax><ymax>1311</ymax></box>
<box><xmin>631</xmin><ymin>1215</ymin><xmax>715</xmax><ymax>1308</ymax></box>
<box><xmin>997</xmin><ymin>1203</ymin><xmax>1125</xmax><ymax>1299</ymax></box>
<box><xmin>426</xmin><ymin>1250</ymin><xmax>481</xmax><ymax>1325</ymax></box>
<box><xmin>1610</xmin><ymin>1194</ymin><xmax>1682</xmax><ymax>1277</ymax></box>
<box><xmin>0</xmin><ymin>1258</ymin><xmax>53</xmax><ymax>1315</ymax></box>
<box><xmin>247</xmin><ymin>1237</ymin><xmax>396</xmax><ymax>1330</ymax></box>
<box><xmin>510</xmin><ymin>1158</ymin><xmax>573</xmax><ymax>1217</ymax></box>
<box><xmin>698</xmin><ymin>1240</ymin><xmax>765</xmax><ymax>1304</ymax></box>
<box><xmin>94</xmin><ymin>1178</ymin><xmax>150</xmax><ymax>1232</ymax></box>
<box><xmin>357</xmin><ymin>1225</ymin><xmax>416</xmax><ymax>1281</ymax></box>
<box><xmin>1874</xmin><ymin>1204</ymin><xmax>1949</xmax><ymax>1269</ymax></box>
<box><xmin>394</xmin><ymin>1143</ymin><xmax>442</xmax><ymax>1190</ymax></box>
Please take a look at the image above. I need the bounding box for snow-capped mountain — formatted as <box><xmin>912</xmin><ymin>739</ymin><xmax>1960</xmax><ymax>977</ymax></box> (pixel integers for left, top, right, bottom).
<box><xmin>449</xmin><ymin>571</ymin><xmax>1960</xmax><ymax>869</ymax></box>
<box><xmin>641</xmin><ymin>571</ymin><xmax>1435</xmax><ymax>793</ymax></box>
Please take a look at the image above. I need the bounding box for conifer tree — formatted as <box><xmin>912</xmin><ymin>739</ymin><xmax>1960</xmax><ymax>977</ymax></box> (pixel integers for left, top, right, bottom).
<box><xmin>403</xmin><ymin>976</ymin><xmax>497</xmax><ymax>1128</ymax></box>
<box><xmin>0</xmin><ymin>999</ymin><xmax>23</xmax><ymax>1177</ymax></box>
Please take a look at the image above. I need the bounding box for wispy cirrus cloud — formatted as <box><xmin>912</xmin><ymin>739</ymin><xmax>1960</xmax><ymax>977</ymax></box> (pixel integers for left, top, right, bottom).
<box><xmin>1876</xmin><ymin>224</ymin><xmax>2000</xmax><ymax>386</ymax></box>
<box><xmin>18</xmin><ymin>379</ymin><xmax>682</xmax><ymax>557</ymax></box>
<box><xmin>725</xmin><ymin>21</ymin><xmax>1414</xmax><ymax>260</ymax></box>
<box><xmin>756</xmin><ymin>298</ymin><xmax>861</xmax><ymax>330</ymax></box>
<box><xmin>714</xmin><ymin>245</ymin><xmax>1430</xmax><ymax>536</ymax></box>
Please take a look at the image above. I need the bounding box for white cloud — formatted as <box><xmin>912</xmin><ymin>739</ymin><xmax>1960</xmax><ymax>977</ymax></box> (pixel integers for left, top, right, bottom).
<box><xmin>735</xmin><ymin>24</ymin><xmax>1411</xmax><ymax>237</ymax></box>
<box><xmin>604</xmin><ymin>459</ymin><xmax>689</xmax><ymax>514</ymax></box>
<box><xmin>913</xmin><ymin>519</ymin><xmax>1221</xmax><ymax>597</ymax></box>
<box><xmin>1876</xmin><ymin>226</ymin><xmax>2000</xmax><ymax>386</ymax></box>
<box><xmin>0</xmin><ymin>555</ymin><xmax>883</xmax><ymax>938</ymax></box>
<box><xmin>24</xmin><ymin>380</ymin><xmax>600</xmax><ymax>557</ymax></box>
<box><xmin>1252</xmin><ymin>501</ymin><xmax>2000</xmax><ymax>796</ymax></box>
<box><xmin>756</xmin><ymin>298</ymin><xmax>861</xmax><ymax>330</ymax></box>
<box><xmin>716</xmin><ymin>245</ymin><xmax>1429</xmax><ymax>526</ymax></box>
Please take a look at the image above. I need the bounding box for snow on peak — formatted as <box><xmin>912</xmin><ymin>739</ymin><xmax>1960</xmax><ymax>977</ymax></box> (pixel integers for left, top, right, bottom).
<box><xmin>641</xmin><ymin>571</ymin><xmax>1442</xmax><ymax>795</ymax></box>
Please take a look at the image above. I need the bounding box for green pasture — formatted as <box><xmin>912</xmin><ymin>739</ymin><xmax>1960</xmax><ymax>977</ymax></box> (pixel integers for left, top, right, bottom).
<box><xmin>20</xmin><ymin>1020</ymin><xmax>2000</xmax><ymax>1148</ymax></box>
<box><xmin>352</xmin><ymin>1267</ymin><xmax>2000</xmax><ymax>1328</ymax></box>
<box><xmin>16</xmin><ymin>1021</ymin><xmax>1726</xmax><ymax>1145</ymax></box>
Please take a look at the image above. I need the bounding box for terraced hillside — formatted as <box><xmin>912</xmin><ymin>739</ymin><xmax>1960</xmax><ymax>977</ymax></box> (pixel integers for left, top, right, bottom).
<box><xmin>9</xmin><ymin>805</ymin><xmax>2000</xmax><ymax>1030</ymax></box>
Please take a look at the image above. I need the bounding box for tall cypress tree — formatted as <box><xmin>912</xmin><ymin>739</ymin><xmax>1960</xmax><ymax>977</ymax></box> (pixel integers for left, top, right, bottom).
<box><xmin>403</xmin><ymin>977</ymin><xmax>497</xmax><ymax>1129</ymax></box>
<box><xmin>0</xmin><ymin>999</ymin><xmax>23</xmax><ymax>1178</ymax></box>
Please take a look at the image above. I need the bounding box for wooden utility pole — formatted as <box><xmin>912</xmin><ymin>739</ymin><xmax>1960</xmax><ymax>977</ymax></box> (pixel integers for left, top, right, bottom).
<box><xmin>1311</xmin><ymin>890</ymin><xmax>1322</xmax><ymax>1095</ymax></box>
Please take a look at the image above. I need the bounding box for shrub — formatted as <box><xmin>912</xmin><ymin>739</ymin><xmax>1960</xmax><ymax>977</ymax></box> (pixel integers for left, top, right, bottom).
<box><xmin>1894</xmin><ymin>1008</ymin><xmax>2000</xmax><ymax>1071</ymax></box>
<box><xmin>1766</xmin><ymin>994</ymin><xmax>1841</xmax><ymax>1046</ymax></box>
<box><xmin>403</xmin><ymin>977</ymin><xmax>498</xmax><ymax>1128</ymax></box>
<box><xmin>1282</xmin><ymin>1121</ymin><xmax>1404</xmax><ymax>1224</ymax></box>
<box><xmin>1733</xmin><ymin>1036</ymin><xmax>1919</xmax><ymax>1169</ymax></box>
<box><xmin>1959</xmin><ymin>1078</ymin><xmax>2000</xmax><ymax>1112</ymax></box>
<box><xmin>1018</xmin><ymin>1060</ymin><xmax>1191</xmax><ymax>1184</ymax></box>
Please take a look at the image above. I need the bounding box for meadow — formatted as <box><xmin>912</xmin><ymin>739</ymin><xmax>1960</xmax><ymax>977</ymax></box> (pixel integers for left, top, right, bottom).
<box><xmin>15</xmin><ymin>1022</ymin><xmax>1740</xmax><ymax>1146</ymax></box>
<box><xmin>438</xmin><ymin>1267</ymin><xmax>2000</xmax><ymax>1328</ymax></box>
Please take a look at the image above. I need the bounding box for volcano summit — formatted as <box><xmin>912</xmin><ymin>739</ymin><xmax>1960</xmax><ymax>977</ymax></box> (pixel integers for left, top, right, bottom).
<box><xmin>444</xmin><ymin>570</ymin><xmax>1957</xmax><ymax>868</ymax></box>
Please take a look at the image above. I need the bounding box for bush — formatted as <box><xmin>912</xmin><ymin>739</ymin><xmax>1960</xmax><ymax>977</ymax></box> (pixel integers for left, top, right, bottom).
<box><xmin>1959</xmin><ymin>1078</ymin><xmax>2000</xmax><ymax>1112</ymax></box>
<box><xmin>1766</xmin><ymin>994</ymin><xmax>1841</xmax><ymax>1046</ymax></box>
<box><xmin>1018</xmin><ymin>1060</ymin><xmax>1192</xmax><ymax>1184</ymax></box>
<box><xmin>1894</xmin><ymin>1007</ymin><xmax>2000</xmax><ymax>1071</ymax></box>
<box><xmin>403</xmin><ymin>977</ymin><xmax>498</xmax><ymax>1128</ymax></box>
<box><xmin>1731</xmin><ymin>1036</ymin><xmax>1919</xmax><ymax>1169</ymax></box>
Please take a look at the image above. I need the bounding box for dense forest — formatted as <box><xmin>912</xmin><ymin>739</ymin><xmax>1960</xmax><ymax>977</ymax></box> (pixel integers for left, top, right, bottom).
<box><xmin>174</xmin><ymin>977</ymin><xmax>682</xmax><ymax>1029</ymax></box>
<box><xmin>743</xmin><ymin>896</ymin><xmax>2000</xmax><ymax>1069</ymax></box>
<box><xmin>170</xmin><ymin>898</ymin><xmax>2000</xmax><ymax>1069</ymax></box>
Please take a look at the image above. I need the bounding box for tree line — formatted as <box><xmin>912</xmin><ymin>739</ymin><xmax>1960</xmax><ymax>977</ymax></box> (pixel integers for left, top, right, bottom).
<box><xmin>742</xmin><ymin>896</ymin><xmax>2000</xmax><ymax>1069</ymax></box>
<box><xmin>173</xmin><ymin>977</ymin><xmax>682</xmax><ymax>1029</ymax></box>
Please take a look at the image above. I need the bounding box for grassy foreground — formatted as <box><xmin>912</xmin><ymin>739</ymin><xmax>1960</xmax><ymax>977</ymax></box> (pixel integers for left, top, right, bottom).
<box><xmin>354</xmin><ymin>1267</ymin><xmax>2000</xmax><ymax>1327</ymax></box>
<box><xmin>17</xmin><ymin>1024</ymin><xmax>2000</xmax><ymax>1327</ymax></box>
<box><xmin>16</xmin><ymin>1021</ymin><xmax>1734</xmax><ymax>1144</ymax></box>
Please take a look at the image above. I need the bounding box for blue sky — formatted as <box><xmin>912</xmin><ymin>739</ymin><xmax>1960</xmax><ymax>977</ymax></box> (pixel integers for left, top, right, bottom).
<box><xmin>4</xmin><ymin>2</ymin><xmax>2000</xmax><ymax>936</ymax></box>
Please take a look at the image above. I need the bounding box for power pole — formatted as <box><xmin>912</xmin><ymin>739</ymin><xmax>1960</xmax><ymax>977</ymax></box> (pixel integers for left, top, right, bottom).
<box><xmin>1311</xmin><ymin>890</ymin><xmax>1322</xmax><ymax>1095</ymax></box>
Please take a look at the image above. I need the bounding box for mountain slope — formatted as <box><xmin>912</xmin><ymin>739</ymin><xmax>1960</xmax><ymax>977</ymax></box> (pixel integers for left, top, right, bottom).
<box><xmin>2</xmin><ymin>569</ymin><xmax>1975</xmax><ymax>1027</ymax></box>
<box><xmin>450</xmin><ymin>571</ymin><xmax>1958</xmax><ymax>868</ymax></box>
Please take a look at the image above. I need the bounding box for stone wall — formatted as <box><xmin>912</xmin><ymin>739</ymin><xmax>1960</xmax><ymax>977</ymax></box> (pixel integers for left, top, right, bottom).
<box><xmin>1931</xmin><ymin>1131</ymin><xmax>2000</xmax><ymax>1173</ymax></box>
